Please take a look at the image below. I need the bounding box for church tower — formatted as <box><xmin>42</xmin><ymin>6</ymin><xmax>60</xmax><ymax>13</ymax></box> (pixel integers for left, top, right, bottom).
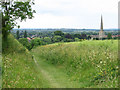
<box><xmin>99</xmin><ymin>15</ymin><xmax>105</xmax><ymax>40</ymax></box>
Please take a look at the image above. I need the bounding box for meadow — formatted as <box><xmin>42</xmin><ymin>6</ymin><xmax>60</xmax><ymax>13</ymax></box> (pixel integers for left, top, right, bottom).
<box><xmin>0</xmin><ymin>56</ymin><xmax>1</xmax><ymax>89</ymax></box>
<box><xmin>2</xmin><ymin>35</ymin><xmax>50</xmax><ymax>88</ymax></box>
<box><xmin>0</xmin><ymin>34</ymin><xmax>2</xmax><ymax>89</ymax></box>
<box><xmin>2</xmin><ymin>34</ymin><xmax>118</xmax><ymax>88</ymax></box>
<box><xmin>32</xmin><ymin>40</ymin><xmax>118</xmax><ymax>88</ymax></box>
<box><xmin>2</xmin><ymin>0</ymin><xmax>119</xmax><ymax>88</ymax></box>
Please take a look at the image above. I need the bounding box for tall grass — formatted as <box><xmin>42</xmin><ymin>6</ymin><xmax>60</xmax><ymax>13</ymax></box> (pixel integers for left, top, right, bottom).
<box><xmin>32</xmin><ymin>40</ymin><xmax>118</xmax><ymax>88</ymax></box>
<box><xmin>2</xmin><ymin>34</ymin><xmax>47</xmax><ymax>88</ymax></box>
<box><xmin>0</xmin><ymin>56</ymin><xmax>2</xmax><ymax>89</ymax></box>
<box><xmin>0</xmin><ymin>35</ymin><xmax>1</xmax><ymax>89</ymax></box>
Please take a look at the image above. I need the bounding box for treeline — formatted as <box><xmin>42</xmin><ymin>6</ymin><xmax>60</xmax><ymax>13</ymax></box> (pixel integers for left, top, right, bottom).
<box><xmin>16</xmin><ymin>31</ymin><xmax>91</xmax><ymax>50</ymax></box>
<box><xmin>12</xmin><ymin>30</ymin><xmax>118</xmax><ymax>39</ymax></box>
<box><xmin>15</xmin><ymin>30</ymin><xmax>117</xmax><ymax>50</ymax></box>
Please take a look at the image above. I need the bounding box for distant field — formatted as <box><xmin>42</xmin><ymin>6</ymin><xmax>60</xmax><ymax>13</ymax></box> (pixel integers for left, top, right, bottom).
<box><xmin>32</xmin><ymin>40</ymin><xmax>118</xmax><ymax>88</ymax></box>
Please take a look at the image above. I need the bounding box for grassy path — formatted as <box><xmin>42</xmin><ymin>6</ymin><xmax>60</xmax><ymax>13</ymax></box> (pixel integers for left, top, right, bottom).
<box><xmin>33</xmin><ymin>55</ymin><xmax>81</xmax><ymax>88</ymax></box>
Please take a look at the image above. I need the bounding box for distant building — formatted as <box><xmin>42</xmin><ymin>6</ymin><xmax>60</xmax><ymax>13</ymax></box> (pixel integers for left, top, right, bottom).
<box><xmin>90</xmin><ymin>35</ymin><xmax>99</xmax><ymax>40</ymax></box>
<box><xmin>27</xmin><ymin>37</ymin><xmax>31</xmax><ymax>42</ymax></box>
<box><xmin>91</xmin><ymin>15</ymin><xmax>107</xmax><ymax>40</ymax></box>
<box><xmin>31</xmin><ymin>34</ymin><xmax>37</xmax><ymax>38</ymax></box>
<box><xmin>27</xmin><ymin>37</ymin><xmax>35</xmax><ymax>42</ymax></box>
<box><xmin>99</xmin><ymin>15</ymin><xmax>105</xmax><ymax>40</ymax></box>
<box><xmin>112</xmin><ymin>35</ymin><xmax>120</xmax><ymax>38</ymax></box>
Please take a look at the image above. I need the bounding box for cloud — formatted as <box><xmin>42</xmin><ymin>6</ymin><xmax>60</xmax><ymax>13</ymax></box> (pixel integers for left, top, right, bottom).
<box><xmin>16</xmin><ymin>0</ymin><xmax>119</xmax><ymax>29</ymax></box>
<box><xmin>34</xmin><ymin>0</ymin><xmax>118</xmax><ymax>14</ymax></box>
<box><xmin>17</xmin><ymin>13</ymin><xmax>77</xmax><ymax>28</ymax></box>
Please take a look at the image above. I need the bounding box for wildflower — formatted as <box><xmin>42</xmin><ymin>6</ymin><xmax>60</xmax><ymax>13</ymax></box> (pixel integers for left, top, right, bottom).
<box><xmin>8</xmin><ymin>85</ymin><xmax>10</xmax><ymax>88</ymax></box>
<box><xmin>100</xmin><ymin>61</ymin><xmax>102</xmax><ymax>64</ymax></box>
<box><xmin>116</xmin><ymin>66</ymin><xmax>118</xmax><ymax>69</ymax></box>
<box><xmin>97</xmin><ymin>65</ymin><xmax>100</xmax><ymax>68</ymax></box>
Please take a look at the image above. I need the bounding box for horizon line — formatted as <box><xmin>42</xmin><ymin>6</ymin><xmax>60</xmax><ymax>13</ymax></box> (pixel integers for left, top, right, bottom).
<box><xmin>13</xmin><ymin>28</ymin><xmax>118</xmax><ymax>29</ymax></box>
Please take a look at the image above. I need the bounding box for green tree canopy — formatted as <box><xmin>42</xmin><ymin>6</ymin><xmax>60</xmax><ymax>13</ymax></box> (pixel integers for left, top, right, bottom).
<box><xmin>31</xmin><ymin>38</ymin><xmax>42</xmax><ymax>48</ymax></box>
<box><xmin>44</xmin><ymin>37</ymin><xmax>51</xmax><ymax>44</ymax></box>
<box><xmin>75</xmin><ymin>38</ymin><xmax>79</xmax><ymax>42</ymax></box>
<box><xmin>24</xmin><ymin>30</ymin><xmax>27</xmax><ymax>38</ymax></box>
<box><xmin>54</xmin><ymin>31</ymin><xmax>64</xmax><ymax>36</ymax></box>
<box><xmin>107</xmin><ymin>33</ymin><xmax>112</xmax><ymax>39</ymax></box>
<box><xmin>53</xmin><ymin>36</ymin><xmax>62</xmax><ymax>42</ymax></box>
<box><xmin>1</xmin><ymin>0</ymin><xmax>36</xmax><ymax>40</ymax></box>
<box><xmin>16</xmin><ymin>30</ymin><xmax>20</xmax><ymax>39</ymax></box>
<box><xmin>19</xmin><ymin>38</ymin><xmax>31</xmax><ymax>50</ymax></box>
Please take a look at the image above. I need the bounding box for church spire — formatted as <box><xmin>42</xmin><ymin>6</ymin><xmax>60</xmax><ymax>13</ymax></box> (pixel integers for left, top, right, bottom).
<box><xmin>100</xmin><ymin>15</ymin><xmax>103</xmax><ymax>31</ymax></box>
<box><xmin>99</xmin><ymin>15</ymin><xmax>105</xmax><ymax>40</ymax></box>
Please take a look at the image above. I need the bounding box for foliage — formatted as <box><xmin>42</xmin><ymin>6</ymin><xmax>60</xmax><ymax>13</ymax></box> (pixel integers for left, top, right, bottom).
<box><xmin>1</xmin><ymin>0</ymin><xmax>35</xmax><ymax>40</ymax></box>
<box><xmin>16</xmin><ymin>30</ymin><xmax>20</xmax><ymax>39</ymax></box>
<box><xmin>52</xmin><ymin>36</ymin><xmax>62</xmax><ymax>42</ymax></box>
<box><xmin>0</xmin><ymin>55</ymin><xmax>1</xmax><ymax>89</ymax></box>
<box><xmin>14</xmin><ymin>29</ymin><xmax>118</xmax><ymax>50</ymax></box>
<box><xmin>31</xmin><ymin>38</ymin><xmax>42</xmax><ymax>49</ymax></box>
<box><xmin>107</xmin><ymin>33</ymin><xmax>112</xmax><ymax>39</ymax></box>
<box><xmin>19</xmin><ymin>38</ymin><xmax>31</xmax><ymax>50</ymax></box>
<box><xmin>24</xmin><ymin>30</ymin><xmax>27</xmax><ymax>38</ymax></box>
<box><xmin>64</xmin><ymin>33</ymin><xmax>73</xmax><ymax>39</ymax></box>
<box><xmin>43</xmin><ymin>37</ymin><xmax>51</xmax><ymax>44</ymax></box>
<box><xmin>75</xmin><ymin>38</ymin><xmax>80</xmax><ymax>42</ymax></box>
<box><xmin>18</xmin><ymin>38</ymin><xmax>43</xmax><ymax>50</ymax></box>
<box><xmin>32</xmin><ymin>40</ymin><xmax>118</xmax><ymax>88</ymax></box>
<box><xmin>54</xmin><ymin>31</ymin><xmax>64</xmax><ymax>36</ymax></box>
<box><xmin>2</xmin><ymin>34</ymin><xmax>48</xmax><ymax>88</ymax></box>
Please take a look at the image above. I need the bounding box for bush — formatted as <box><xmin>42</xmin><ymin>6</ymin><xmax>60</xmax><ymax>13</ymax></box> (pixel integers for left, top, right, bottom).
<box><xmin>75</xmin><ymin>38</ymin><xmax>80</xmax><ymax>42</ymax></box>
<box><xmin>43</xmin><ymin>37</ymin><xmax>52</xmax><ymax>44</ymax></box>
<box><xmin>19</xmin><ymin>38</ymin><xmax>31</xmax><ymax>50</ymax></box>
<box><xmin>52</xmin><ymin>36</ymin><xmax>62</xmax><ymax>42</ymax></box>
<box><xmin>31</xmin><ymin>38</ymin><xmax>42</xmax><ymax>47</ymax></box>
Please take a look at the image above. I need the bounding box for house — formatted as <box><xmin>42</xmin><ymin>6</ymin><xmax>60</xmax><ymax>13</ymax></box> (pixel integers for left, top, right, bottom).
<box><xmin>27</xmin><ymin>37</ymin><xmax>31</xmax><ymax>42</ymax></box>
<box><xmin>112</xmin><ymin>35</ymin><xmax>120</xmax><ymax>38</ymax></box>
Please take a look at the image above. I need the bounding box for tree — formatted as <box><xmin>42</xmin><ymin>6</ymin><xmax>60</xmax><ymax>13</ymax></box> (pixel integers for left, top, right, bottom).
<box><xmin>66</xmin><ymin>39</ymin><xmax>73</xmax><ymax>42</ymax></box>
<box><xmin>16</xmin><ymin>30</ymin><xmax>20</xmax><ymax>39</ymax></box>
<box><xmin>52</xmin><ymin>36</ymin><xmax>62</xmax><ymax>42</ymax></box>
<box><xmin>44</xmin><ymin>37</ymin><xmax>51</xmax><ymax>44</ymax></box>
<box><xmin>24</xmin><ymin>30</ymin><xmax>27</xmax><ymax>38</ymax></box>
<box><xmin>64</xmin><ymin>33</ymin><xmax>73</xmax><ymax>39</ymax></box>
<box><xmin>87</xmin><ymin>35</ymin><xmax>91</xmax><ymax>40</ymax></box>
<box><xmin>31</xmin><ymin>38</ymin><xmax>42</xmax><ymax>49</ymax></box>
<box><xmin>75</xmin><ymin>38</ymin><xmax>79</xmax><ymax>42</ymax></box>
<box><xmin>54</xmin><ymin>31</ymin><xmax>64</xmax><ymax>36</ymax></box>
<box><xmin>19</xmin><ymin>38</ymin><xmax>31</xmax><ymax>50</ymax></box>
<box><xmin>107</xmin><ymin>33</ymin><xmax>112</xmax><ymax>39</ymax></box>
<box><xmin>81</xmin><ymin>34</ymin><xmax>87</xmax><ymax>39</ymax></box>
<box><xmin>74</xmin><ymin>34</ymin><xmax>80</xmax><ymax>39</ymax></box>
<box><xmin>1</xmin><ymin>0</ymin><xmax>36</xmax><ymax>40</ymax></box>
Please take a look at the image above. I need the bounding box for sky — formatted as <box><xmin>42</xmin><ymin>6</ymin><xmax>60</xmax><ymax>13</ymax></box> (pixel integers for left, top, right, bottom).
<box><xmin>16</xmin><ymin>0</ymin><xmax>119</xmax><ymax>29</ymax></box>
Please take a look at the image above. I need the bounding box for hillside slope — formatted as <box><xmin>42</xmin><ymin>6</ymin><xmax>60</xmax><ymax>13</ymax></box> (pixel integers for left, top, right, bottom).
<box><xmin>2</xmin><ymin>34</ymin><xmax>48</xmax><ymax>88</ymax></box>
<box><xmin>32</xmin><ymin>40</ymin><xmax>118</xmax><ymax>88</ymax></box>
<box><xmin>2</xmin><ymin>35</ymin><xmax>118</xmax><ymax>88</ymax></box>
